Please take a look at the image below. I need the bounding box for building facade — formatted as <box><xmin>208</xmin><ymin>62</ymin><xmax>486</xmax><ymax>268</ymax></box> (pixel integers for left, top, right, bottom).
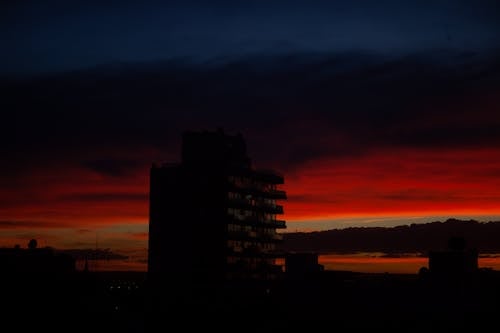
<box><xmin>148</xmin><ymin>129</ymin><xmax>286</xmax><ymax>287</ymax></box>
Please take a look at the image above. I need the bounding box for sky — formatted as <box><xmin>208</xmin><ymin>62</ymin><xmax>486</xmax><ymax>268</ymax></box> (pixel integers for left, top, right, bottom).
<box><xmin>1</xmin><ymin>0</ymin><xmax>500</xmax><ymax>262</ymax></box>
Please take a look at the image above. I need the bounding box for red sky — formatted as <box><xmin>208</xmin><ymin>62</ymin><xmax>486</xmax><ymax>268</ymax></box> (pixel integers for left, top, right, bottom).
<box><xmin>2</xmin><ymin>145</ymin><xmax>500</xmax><ymax>258</ymax></box>
<box><xmin>286</xmin><ymin>147</ymin><xmax>500</xmax><ymax>221</ymax></box>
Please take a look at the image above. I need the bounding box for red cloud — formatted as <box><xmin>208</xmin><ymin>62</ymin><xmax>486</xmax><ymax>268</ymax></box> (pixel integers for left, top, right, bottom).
<box><xmin>284</xmin><ymin>148</ymin><xmax>500</xmax><ymax>220</ymax></box>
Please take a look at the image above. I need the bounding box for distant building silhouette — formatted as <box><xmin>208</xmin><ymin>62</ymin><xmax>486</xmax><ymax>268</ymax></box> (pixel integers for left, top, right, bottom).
<box><xmin>0</xmin><ymin>241</ymin><xmax>75</xmax><ymax>275</ymax></box>
<box><xmin>148</xmin><ymin>129</ymin><xmax>287</xmax><ymax>287</ymax></box>
<box><xmin>428</xmin><ymin>237</ymin><xmax>478</xmax><ymax>276</ymax></box>
<box><xmin>285</xmin><ymin>252</ymin><xmax>324</xmax><ymax>278</ymax></box>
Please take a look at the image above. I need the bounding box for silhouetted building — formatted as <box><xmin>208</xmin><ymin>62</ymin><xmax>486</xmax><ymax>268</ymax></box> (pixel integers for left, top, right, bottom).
<box><xmin>285</xmin><ymin>252</ymin><xmax>324</xmax><ymax>278</ymax></box>
<box><xmin>0</xmin><ymin>243</ymin><xmax>75</xmax><ymax>275</ymax></box>
<box><xmin>1</xmin><ymin>241</ymin><xmax>76</xmax><ymax>313</ymax></box>
<box><xmin>428</xmin><ymin>237</ymin><xmax>478</xmax><ymax>276</ymax></box>
<box><xmin>148</xmin><ymin>129</ymin><xmax>287</xmax><ymax>287</ymax></box>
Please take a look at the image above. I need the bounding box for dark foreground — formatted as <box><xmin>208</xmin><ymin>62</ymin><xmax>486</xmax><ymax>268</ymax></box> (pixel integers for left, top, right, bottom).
<box><xmin>2</xmin><ymin>270</ymin><xmax>500</xmax><ymax>332</ymax></box>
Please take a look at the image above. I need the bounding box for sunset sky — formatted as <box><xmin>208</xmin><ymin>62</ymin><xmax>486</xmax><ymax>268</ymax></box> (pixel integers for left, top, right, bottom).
<box><xmin>1</xmin><ymin>1</ymin><xmax>500</xmax><ymax>260</ymax></box>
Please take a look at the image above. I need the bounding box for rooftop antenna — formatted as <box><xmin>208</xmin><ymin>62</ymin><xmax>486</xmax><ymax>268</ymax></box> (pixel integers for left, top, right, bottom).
<box><xmin>84</xmin><ymin>257</ymin><xmax>89</xmax><ymax>273</ymax></box>
<box><xmin>94</xmin><ymin>231</ymin><xmax>98</xmax><ymax>272</ymax></box>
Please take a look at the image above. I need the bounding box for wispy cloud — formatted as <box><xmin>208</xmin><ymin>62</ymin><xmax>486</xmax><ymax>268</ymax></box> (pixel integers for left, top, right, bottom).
<box><xmin>0</xmin><ymin>220</ymin><xmax>70</xmax><ymax>229</ymax></box>
<box><xmin>81</xmin><ymin>159</ymin><xmax>144</xmax><ymax>178</ymax></box>
<box><xmin>62</xmin><ymin>193</ymin><xmax>148</xmax><ymax>202</ymax></box>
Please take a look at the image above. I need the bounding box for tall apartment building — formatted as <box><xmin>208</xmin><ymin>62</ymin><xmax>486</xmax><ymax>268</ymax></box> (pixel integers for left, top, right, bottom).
<box><xmin>148</xmin><ymin>129</ymin><xmax>286</xmax><ymax>286</ymax></box>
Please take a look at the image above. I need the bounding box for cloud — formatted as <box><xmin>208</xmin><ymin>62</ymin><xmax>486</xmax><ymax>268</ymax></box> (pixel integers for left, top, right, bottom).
<box><xmin>129</xmin><ymin>232</ymin><xmax>148</xmax><ymax>240</ymax></box>
<box><xmin>76</xmin><ymin>229</ymin><xmax>93</xmax><ymax>234</ymax></box>
<box><xmin>62</xmin><ymin>193</ymin><xmax>148</xmax><ymax>202</ymax></box>
<box><xmin>4</xmin><ymin>49</ymin><xmax>500</xmax><ymax>174</ymax></box>
<box><xmin>81</xmin><ymin>159</ymin><xmax>144</xmax><ymax>177</ymax></box>
<box><xmin>0</xmin><ymin>220</ymin><xmax>69</xmax><ymax>229</ymax></box>
<box><xmin>380</xmin><ymin>190</ymin><xmax>461</xmax><ymax>202</ymax></box>
<box><xmin>2</xmin><ymin>49</ymin><xmax>500</xmax><ymax>229</ymax></box>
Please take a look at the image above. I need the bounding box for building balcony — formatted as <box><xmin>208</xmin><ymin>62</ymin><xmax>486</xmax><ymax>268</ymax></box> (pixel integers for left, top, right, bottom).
<box><xmin>229</xmin><ymin>169</ymin><xmax>284</xmax><ymax>185</ymax></box>
<box><xmin>227</xmin><ymin>198</ymin><xmax>284</xmax><ymax>214</ymax></box>
<box><xmin>272</xmin><ymin>233</ymin><xmax>283</xmax><ymax>241</ymax></box>
<box><xmin>258</xmin><ymin>233</ymin><xmax>284</xmax><ymax>242</ymax></box>
<box><xmin>267</xmin><ymin>189</ymin><xmax>287</xmax><ymax>199</ymax></box>
<box><xmin>227</xmin><ymin>246</ymin><xmax>286</xmax><ymax>258</ymax></box>
<box><xmin>227</xmin><ymin>183</ymin><xmax>287</xmax><ymax>200</ymax></box>
<box><xmin>256</xmin><ymin>203</ymin><xmax>284</xmax><ymax>214</ymax></box>
<box><xmin>227</xmin><ymin>229</ymin><xmax>283</xmax><ymax>243</ymax></box>
<box><xmin>227</xmin><ymin>198</ymin><xmax>253</xmax><ymax>210</ymax></box>
<box><xmin>271</xmin><ymin>220</ymin><xmax>286</xmax><ymax>228</ymax></box>
<box><xmin>227</xmin><ymin>216</ymin><xmax>287</xmax><ymax>229</ymax></box>
<box><xmin>227</xmin><ymin>230</ymin><xmax>257</xmax><ymax>241</ymax></box>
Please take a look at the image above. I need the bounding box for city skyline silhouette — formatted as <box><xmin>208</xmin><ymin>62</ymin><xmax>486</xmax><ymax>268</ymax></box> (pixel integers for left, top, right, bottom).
<box><xmin>2</xmin><ymin>1</ymin><xmax>500</xmax><ymax>331</ymax></box>
<box><xmin>2</xmin><ymin>133</ymin><xmax>500</xmax><ymax>332</ymax></box>
<box><xmin>3</xmin><ymin>2</ymin><xmax>500</xmax><ymax>259</ymax></box>
<box><xmin>3</xmin><ymin>130</ymin><xmax>500</xmax><ymax>333</ymax></box>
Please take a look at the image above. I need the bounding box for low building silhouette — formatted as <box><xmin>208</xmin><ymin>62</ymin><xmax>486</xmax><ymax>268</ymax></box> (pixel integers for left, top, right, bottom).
<box><xmin>0</xmin><ymin>240</ymin><xmax>75</xmax><ymax>275</ymax></box>
<box><xmin>0</xmin><ymin>240</ymin><xmax>78</xmax><ymax>316</ymax></box>
<box><xmin>148</xmin><ymin>129</ymin><xmax>287</xmax><ymax>291</ymax></box>
<box><xmin>428</xmin><ymin>236</ymin><xmax>478</xmax><ymax>276</ymax></box>
<box><xmin>285</xmin><ymin>251</ymin><xmax>324</xmax><ymax>278</ymax></box>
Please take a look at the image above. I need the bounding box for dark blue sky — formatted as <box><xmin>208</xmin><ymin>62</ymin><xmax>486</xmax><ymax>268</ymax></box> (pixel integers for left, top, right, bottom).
<box><xmin>1</xmin><ymin>0</ymin><xmax>499</xmax><ymax>76</ymax></box>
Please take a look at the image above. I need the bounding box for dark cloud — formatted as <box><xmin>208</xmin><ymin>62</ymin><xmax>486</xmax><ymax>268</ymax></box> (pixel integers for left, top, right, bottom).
<box><xmin>82</xmin><ymin>159</ymin><xmax>144</xmax><ymax>177</ymax></box>
<box><xmin>129</xmin><ymin>232</ymin><xmax>148</xmax><ymax>240</ymax></box>
<box><xmin>1</xmin><ymin>49</ymin><xmax>500</xmax><ymax>175</ymax></box>
<box><xmin>381</xmin><ymin>190</ymin><xmax>460</xmax><ymax>202</ymax></box>
<box><xmin>62</xmin><ymin>193</ymin><xmax>148</xmax><ymax>202</ymax></box>
<box><xmin>286</xmin><ymin>194</ymin><xmax>340</xmax><ymax>204</ymax></box>
<box><xmin>1</xmin><ymin>1</ymin><xmax>500</xmax><ymax>75</ymax></box>
<box><xmin>76</xmin><ymin>229</ymin><xmax>93</xmax><ymax>234</ymax></box>
<box><xmin>0</xmin><ymin>220</ymin><xmax>69</xmax><ymax>229</ymax></box>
